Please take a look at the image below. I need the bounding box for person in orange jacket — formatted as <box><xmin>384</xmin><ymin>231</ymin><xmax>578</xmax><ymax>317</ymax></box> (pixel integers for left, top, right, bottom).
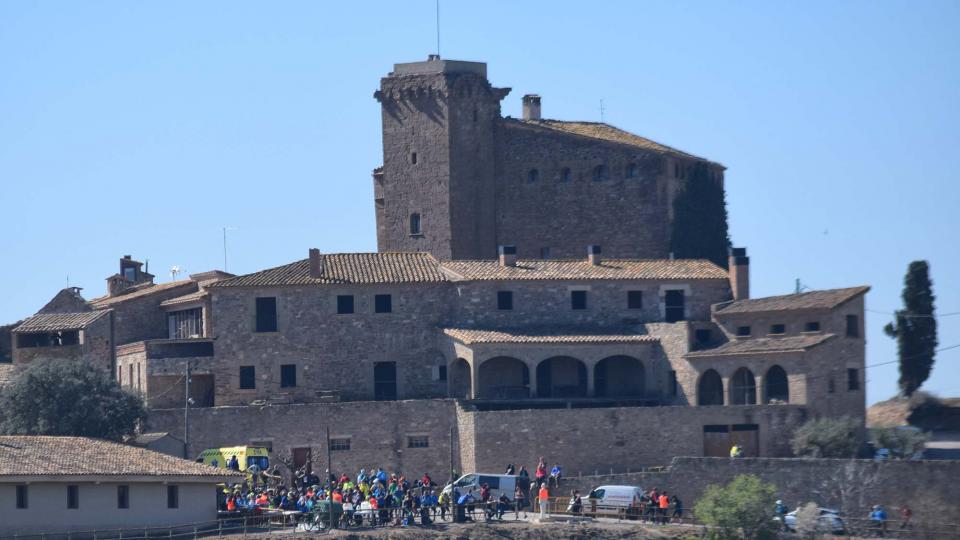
<box><xmin>538</xmin><ymin>484</ymin><xmax>550</xmax><ymax>520</ymax></box>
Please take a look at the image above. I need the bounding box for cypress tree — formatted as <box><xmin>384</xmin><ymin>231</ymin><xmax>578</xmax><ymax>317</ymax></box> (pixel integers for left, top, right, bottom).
<box><xmin>670</xmin><ymin>162</ymin><xmax>731</xmax><ymax>268</ymax></box>
<box><xmin>884</xmin><ymin>261</ymin><xmax>938</xmax><ymax>397</ymax></box>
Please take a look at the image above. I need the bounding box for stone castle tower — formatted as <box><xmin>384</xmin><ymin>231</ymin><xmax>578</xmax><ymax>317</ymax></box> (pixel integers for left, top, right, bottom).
<box><xmin>374</xmin><ymin>56</ymin><xmax>728</xmax><ymax>261</ymax></box>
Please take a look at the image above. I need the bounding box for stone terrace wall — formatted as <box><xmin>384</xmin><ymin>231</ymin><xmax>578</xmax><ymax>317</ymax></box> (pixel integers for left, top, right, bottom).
<box><xmin>561</xmin><ymin>457</ymin><xmax>960</xmax><ymax>526</ymax></box>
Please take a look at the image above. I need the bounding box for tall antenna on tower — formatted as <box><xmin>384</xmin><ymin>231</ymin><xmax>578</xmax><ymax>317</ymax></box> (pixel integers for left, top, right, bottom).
<box><xmin>600</xmin><ymin>99</ymin><xmax>605</xmax><ymax>122</ymax></box>
<box><xmin>436</xmin><ymin>0</ymin><xmax>441</xmax><ymax>57</ymax></box>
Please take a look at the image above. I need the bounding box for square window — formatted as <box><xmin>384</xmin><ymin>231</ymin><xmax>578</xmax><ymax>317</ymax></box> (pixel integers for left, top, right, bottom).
<box><xmin>337</xmin><ymin>295</ymin><xmax>354</xmax><ymax>314</ymax></box>
<box><xmin>280</xmin><ymin>364</ymin><xmax>297</xmax><ymax>388</ymax></box>
<box><xmin>239</xmin><ymin>366</ymin><xmax>256</xmax><ymax>390</ymax></box>
<box><xmin>117</xmin><ymin>485</ymin><xmax>129</xmax><ymax>509</ymax></box>
<box><xmin>255</xmin><ymin>297</ymin><xmax>278</xmax><ymax>332</ymax></box>
<box><xmin>16</xmin><ymin>485</ymin><xmax>28</xmax><ymax>509</ymax></box>
<box><xmin>736</xmin><ymin>326</ymin><xmax>751</xmax><ymax>337</ymax></box>
<box><xmin>167</xmin><ymin>485</ymin><xmax>179</xmax><ymax>509</ymax></box>
<box><xmin>805</xmin><ymin>321</ymin><xmax>821</xmax><ymax>332</ymax></box>
<box><xmin>67</xmin><ymin>485</ymin><xmax>79</xmax><ymax>509</ymax></box>
<box><xmin>664</xmin><ymin>290</ymin><xmax>685</xmax><ymax>322</ymax></box>
<box><xmin>330</xmin><ymin>438</ymin><xmax>351</xmax><ymax>451</ymax></box>
<box><xmin>847</xmin><ymin>368</ymin><xmax>860</xmax><ymax>391</ymax></box>
<box><xmin>497</xmin><ymin>291</ymin><xmax>513</xmax><ymax>311</ymax></box>
<box><xmin>627</xmin><ymin>290</ymin><xmax>643</xmax><ymax>310</ymax></box>
<box><xmin>375</xmin><ymin>294</ymin><xmax>392</xmax><ymax>314</ymax></box>
<box><xmin>846</xmin><ymin>315</ymin><xmax>860</xmax><ymax>337</ymax></box>
<box><xmin>571</xmin><ymin>290</ymin><xmax>587</xmax><ymax>310</ymax></box>
<box><xmin>769</xmin><ymin>324</ymin><xmax>786</xmax><ymax>335</ymax></box>
<box><xmin>407</xmin><ymin>435</ymin><xmax>429</xmax><ymax>449</ymax></box>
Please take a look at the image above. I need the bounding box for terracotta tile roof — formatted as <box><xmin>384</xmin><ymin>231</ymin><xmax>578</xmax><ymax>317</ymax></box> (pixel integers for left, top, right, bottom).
<box><xmin>89</xmin><ymin>280</ymin><xmax>197</xmax><ymax>309</ymax></box>
<box><xmin>441</xmin><ymin>259</ymin><xmax>728</xmax><ymax>281</ymax></box>
<box><xmin>685</xmin><ymin>334</ymin><xmax>836</xmax><ymax>357</ymax></box>
<box><xmin>442</xmin><ymin>327</ymin><xmax>660</xmax><ymax>345</ymax></box>
<box><xmin>0</xmin><ymin>436</ymin><xmax>242</xmax><ymax>479</ymax></box>
<box><xmin>209</xmin><ymin>253</ymin><xmax>448</xmax><ymax>288</ymax></box>
<box><xmin>0</xmin><ymin>364</ymin><xmax>19</xmax><ymax>386</ymax></box>
<box><xmin>160</xmin><ymin>291</ymin><xmax>207</xmax><ymax>308</ymax></box>
<box><xmin>715</xmin><ymin>286</ymin><xmax>870</xmax><ymax>315</ymax></box>
<box><xmin>517</xmin><ymin>119</ymin><xmax>718</xmax><ymax>165</ymax></box>
<box><xmin>13</xmin><ymin>310</ymin><xmax>111</xmax><ymax>333</ymax></box>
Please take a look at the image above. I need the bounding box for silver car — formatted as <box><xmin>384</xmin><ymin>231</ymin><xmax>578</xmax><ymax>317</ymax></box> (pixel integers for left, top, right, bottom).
<box><xmin>783</xmin><ymin>507</ymin><xmax>846</xmax><ymax>534</ymax></box>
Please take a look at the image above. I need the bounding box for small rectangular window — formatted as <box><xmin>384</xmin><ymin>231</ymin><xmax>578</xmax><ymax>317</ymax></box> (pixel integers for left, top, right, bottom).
<box><xmin>664</xmin><ymin>290</ymin><xmax>685</xmax><ymax>322</ymax></box>
<box><xmin>280</xmin><ymin>364</ymin><xmax>297</xmax><ymax>388</ymax></box>
<box><xmin>167</xmin><ymin>485</ymin><xmax>179</xmax><ymax>509</ymax></box>
<box><xmin>627</xmin><ymin>290</ymin><xmax>643</xmax><ymax>310</ymax></box>
<box><xmin>16</xmin><ymin>485</ymin><xmax>28</xmax><ymax>509</ymax></box>
<box><xmin>571</xmin><ymin>290</ymin><xmax>587</xmax><ymax>310</ymax></box>
<box><xmin>804</xmin><ymin>321</ymin><xmax>821</xmax><ymax>332</ymax></box>
<box><xmin>828</xmin><ymin>378</ymin><xmax>836</xmax><ymax>394</ymax></box>
<box><xmin>540</xmin><ymin>247</ymin><xmax>551</xmax><ymax>259</ymax></box>
<box><xmin>239</xmin><ymin>366</ymin><xmax>256</xmax><ymax>390</ymax></box>
<box><xmin>497</xmin><ymin>291</ymin><xmax>513</xmax><ymax>311</ymax></box>
<box><xmin>375</xmin><ymin>294</ymin><xmax>392</xmax><ymax>314</ymax></box>
<box><xmin>117</xmin><ymin>485</ymin><xmax>129</xmax><ymax>509</ymax></box>
<box><xmin>769</xmin><ymin>324</ymin><xmax>786</xmax><ymax>335</ymax></box>
<box><xmin>67</xmin><ymin>485</ymin><xmax>79</xmax><ymax>509</ymax></box>
<box><xmin>407</xmin><ymin>435</ymin><xmax>430</xmax><ymax>449</ymax></box>
<box><xmin>255</xmin><ymin>297</ymin><xmax>278</xmax><ymax>332</ymax></box>
<box><xmin>736</xmin><ymin>326</ymin><xmax>751</xmax><ymax>337</ymax></box>
<box><xmin>337</xmin><ymin>295</ymin><xmax>354</xmax><ymax>314</ymax></box>
<box><xmin>668</xmin><ymin>371</ymin><xmax>678</xmax><ymax>397</ymax></box>
<box><xmin>846</xmin><ymin>315</ymin><xmax>860</xmax><ymax>337</ymax></box>
<box><xmin>437</xmin><ymin>365</ymin><xmax>447</xmax><ymax>382</ymax></box>
<box><xmin>330</xmin><ymin>438</ymin><xmax>351</xmax><ymax>451</ymax></box>
<box><xmin>847</xmin><ymin>368</ymin><xmax>860</xmax><ymax>391</ymax></box>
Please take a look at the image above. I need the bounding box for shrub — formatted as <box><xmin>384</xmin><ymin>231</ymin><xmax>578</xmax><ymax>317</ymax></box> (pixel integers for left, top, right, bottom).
<box><xmin>694</xmin><ymin>474</ymin><xmax>779</xmax><ymax>540</ymax></box>
<box><xmin>791</xmin><ymin>416</ymin><xmax>861</xmax><ymax>458</ymax></box>
<box><xmin>870</xmin><ymin>426</ymin><xmax>928</xmax><ymax>459</ymax></box>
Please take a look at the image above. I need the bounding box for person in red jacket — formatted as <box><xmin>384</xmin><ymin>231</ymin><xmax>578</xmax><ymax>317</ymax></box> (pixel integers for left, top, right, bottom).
<box><xmin>658</xmin><ymin>491</ymin><xmax>670</xmax><ymax>524</ymax></box>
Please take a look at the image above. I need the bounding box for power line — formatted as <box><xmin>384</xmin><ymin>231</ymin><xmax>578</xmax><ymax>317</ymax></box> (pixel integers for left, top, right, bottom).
<box><xmin>866</xmin><ymin>308</ymin><xmax>960</xmax><ymax>318</ymax></box>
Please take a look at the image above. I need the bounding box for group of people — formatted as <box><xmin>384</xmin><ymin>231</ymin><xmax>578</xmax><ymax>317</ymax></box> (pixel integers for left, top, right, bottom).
<box><xmin>632</xmin><ymin>487</ymin><xmax>683</xmax><ymax>524</ymax></box>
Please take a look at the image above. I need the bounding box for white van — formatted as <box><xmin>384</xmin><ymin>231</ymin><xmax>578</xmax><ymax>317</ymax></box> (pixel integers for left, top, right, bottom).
<box><xmin>443</xmin><ymin>473</ymin><xmax>531</xmax><ymax>502</ymax></box>
<box><xmin>587</xmin><ymin>485</ymin><xmax>643</xmax><ymax>514</ymax></box>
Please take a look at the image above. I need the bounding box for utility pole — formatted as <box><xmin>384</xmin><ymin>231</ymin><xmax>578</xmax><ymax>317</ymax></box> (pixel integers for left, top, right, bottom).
<box><xmin>326</xmin><ymin>426</ymin><xmax>333</xmax><ymax>528</ymax></box>
<box><xmin>222</xmin><ymin>227</ymin><xmax>228</xmax><ymax>272</ymax></box>
<box><xmin>449</xmin><ymin>426</ymin><xmax>455</xmax><ymax>484</ymax></box>
<box><xmin>183</xmin><ymin>360</ymin><xmax>191</xmax><ymax>459</ymax></box>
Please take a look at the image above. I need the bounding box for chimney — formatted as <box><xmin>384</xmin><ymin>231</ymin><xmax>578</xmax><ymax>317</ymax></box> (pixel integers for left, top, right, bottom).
<box><xmin>729</xmin><ymin>247</ymin><xmax>750</xmax><ymax>300</ymax></box>
<box><xmin>522</xmin><ymin>94</ymin><xmax>541</xmax><ymax>121</ymax></box>
<box><xmin>498</xmin><ymin>245</ymin><xmax>517</xmax><ymax>267</ymax></box>
<box><xmin>587</xmin><ymin>245</ymin><xmax>602</xmax><ymax>266</ymax></box>
<box><xmin>309</xmin><ymin>248</ymin><xmax>323</xmax><ymax>278</ymax></box>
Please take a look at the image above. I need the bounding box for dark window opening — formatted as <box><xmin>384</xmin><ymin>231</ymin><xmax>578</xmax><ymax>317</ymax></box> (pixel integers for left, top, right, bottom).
<box><xmin>168</xmin><ymin>308</ymin><xmax>203</xmax><ymax>339</ymax></box>
<box><xmin>337</xmin><ymin>295</ymin><xmax>354</xmax><ymax>314</ymax></box>
<box><xmin>374</xmin><ymin>361</ymin><xmax>397</xmax><ymax>401</ymax></box>
<box><xmin>571</xmin><ymin>290</ymin><xmax>587</xmax><ymax>310</ymax></box>
<box><xmin>769</xmin><ymin>324</ymin><xmax>786</xmax><ymax>335</ymax></box>
<box><xmin>627</xmin><ymin>163</ymin><xmax>637</xmax><ymax>178</ymax></box>
<box><xmin>280</xmin><ymin>364</ymin><xmax>297</xmax><ymax>388</ymax></box>
<box><xmin>410</xmin><ymin>152</ymin><xmax>417</xmax><ymax>164</ymax></box>
<box><xmin>765</xmin><ymin>365</ymin><xmax>789</xmax><ymax>403</ymax></box>
<box><xmin>409</xmin><ymin>213</ymin><xmax>421</xmax><ymax>235</ymax></box>
<box><xmin>239</xmin><ymin>366</ymin><xmax>256</xmax><ymax>390</ymax></box>
<box><xmin>698</xmin><ymin>369</ymin><xmax>724</xmax><ymax>406</ymax></box>
<box><xmin>408</xmin><ymin>435</ymin><xmax>429</xmax><ymax>449</ymax></box>
<box><xmin>16</xmin><ymin>485</ymin><xmax>28</xmax><ymax>509</ymax></box>
<box><xmin>255</xmin><ymin>297</ymin><xmax>277</xmax><ymax>333</ymax></box>
<box><xmin>664</xmin><ymin>290</ymin><xmax>685</xmax><ymax>322</ymax></box>
<box><xmin>167</xmin><ymin>485</ymin><xmax>179</xmax><ymax>509</ymax></box>
<box><xmin>117</xmin><ymin>485</ymin><xmax>129</xmax><ymax>509</ymax></box>
<box><xmin>437</xmin><ymin>365</ymin><xmax>447</xmax><ymax>382</ymax></box>
<box><xmin>828</xmin><ymin>378</ymin><xmax>836</xmax><ymax>393</ymax></box>
<box><xmin>497</xmin><ymin>291</ymin><xmax>513</xmax><ymax>311</ymax></box>
<box><xmin>67</xmin><ymin>485</ymin><xmax>79</xmax><ymax>509</ymax></box>
<box><xmin>472</xmin><ymin>108</ymin><xmax>478</xmax><ymax>122</ymax></box>
<box><xmin>592</xmin><ymin>164</ymin><xmax>608</xmax><ymax>181</ymax></box>
<box><xmin>561</xmin><ymin>168</ymin><xmax>572</xmax><ymax>182</ymax></box>
<box><xmin>736</xmin><ymin>326</ymin><xmax>751</xmax><ymax>337</ymax></box>
<box><xmin>847</xmin><ymin>368</ymin><xmax>860</xmax><ymax>391</ymax></box>
<box><xmin>846</xmin><ymin>315</ymin><xmax>860</xmax><ymax>337</ymax></box>
<box><xmin>731</xmin><ymin>367</ymin><xmax>757</xmax><ymax>405</ymax></box>
<box><xmin>17</xmin><ymin>330</ymin><xmax>80</xmax><ymax>348</ymax></box>
<box><xmin>527</xmin><ymin>169</ymin><xmax>539</xmax><ymax>183</ymax></box>
<box><xmin>540</xmin><ymin>247</ymin><xmax>551</xmax><ymax>259</ymax></box>
<box><xmin>330</xmin><ymin>438</ymin><xmax>351</xmax><ymax>451</ymax></box>
<box><xmin>804</xmin><ymin>321</ymin><xmax>821</xmax><ymax>332</ymax></box>
<box><xmin>375</xmin><ymin>294</ymin><xmax>392</xmax><ymax>314</ymax></box>
<box><xmin>627</xmin><ymin>290</ymin><xmax>643</xmax><ymax>309</ymax></box>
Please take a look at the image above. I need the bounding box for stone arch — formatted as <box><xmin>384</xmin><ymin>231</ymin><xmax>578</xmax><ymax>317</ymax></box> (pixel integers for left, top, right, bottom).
<box><xmin>698</xmin><ymin>369</ymin><xmax>724</xmax><ymax>406</ymax></box>
<box><xmin>594</xmin><ymin>355</ymin><xmax>644</xmax><ymax>398</ymax></box>
<box><xmin>536</xmin><ymin>356</ymin><xmax>587</xmax><ymax>398</ymax></box>
<box><xmin>449</xmin><ymin>358</ymin><xmax>471</xmax><ymax>400</ymax></box>
<box><xmin>765</xmin><ymin>365</ymin><xmax>789</xmax><ymax>403</ymax></box>
<box><xmin>730</xmin><ymin>367</ymin><xmax>757</xmax><ymax>405</ymax></box>
<box><xmin>477</xmin><ymin>357</ymin><xmax>529</xmax><ymax>399</ymax></box>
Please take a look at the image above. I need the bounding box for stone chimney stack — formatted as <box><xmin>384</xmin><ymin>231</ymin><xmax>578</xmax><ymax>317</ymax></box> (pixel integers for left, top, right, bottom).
<box><xmin>498</xmin><ymin>245</ymin><xmax>517</xmax><ymax>267</ymax></box>
<box><xmin>587</xmin><ymin>245</ymin><xmax>602</xmax><ymax>266</ymax></box>
<box><xmin>729</xmin><ymin>247</ymin><xmax>750</xmax><ymax>300</ymax></box>
<box><xmin>309</xmin><ymin>248</ymin><xmax>323</xmax><ymax>278</ymax></box>
<box><xmin>522</xmin><ymin>94</ymin><xmax>541</xmax><ymax>121</ymax></box>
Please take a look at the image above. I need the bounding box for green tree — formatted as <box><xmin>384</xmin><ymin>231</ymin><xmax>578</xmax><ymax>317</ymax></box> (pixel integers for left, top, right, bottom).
<box><xmin>870</xmin><ymin>426</ymin><xmax>928</xmax><ymax>459</ymax></box>
<box><xmin>0</xmin><ymin>358</ymin><xmax>147</xmax><ymax>441</ymax></box>
<box><xmin>694</xmin><ymin>474</ymin><xmax>779</xmax><ymax>540</ymax></box>
<box><xmin>670</xmin><ymin>162</ymin><xmax>731</xmax><ymax>269</ymax></box>
<box><xmin>790</xmin><ymin>416</ymin><xmax>861</xmax><ymax>458</ymax></box>
<box><xmin>884</xmin><ymin>260</ymin><xmax>938</xmax><ymax>397</ymax></box>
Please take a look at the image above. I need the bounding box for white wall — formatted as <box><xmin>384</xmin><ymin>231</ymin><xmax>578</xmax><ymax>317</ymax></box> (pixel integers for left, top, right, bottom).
<box><xmin>0</xmin><ymin>482</ymin><xmax>220</xmax><ymax>535</ymax></box>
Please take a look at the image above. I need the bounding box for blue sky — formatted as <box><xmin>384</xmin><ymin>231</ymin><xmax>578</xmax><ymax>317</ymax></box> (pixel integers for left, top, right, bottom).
<box><xmin>1</xmin><ymin>1</ymin><xmax>957</xmax><ymax>404</ymax></box>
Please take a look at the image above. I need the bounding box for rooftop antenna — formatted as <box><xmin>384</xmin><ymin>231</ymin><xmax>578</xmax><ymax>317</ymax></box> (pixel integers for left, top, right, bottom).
<box><xmin>436</xmin><ymin>0</ymin><xmax>441</xmax><ymax>57</ymax></box>
<box><xmin>795</xmin><ymin>278</ymin><xmax>810</xmax><ymax>294</ymax></box>
<box><xmin>222</xmin><ymin>227</ymin><xmax>238</xmax><ymax>272</ymax></box>
<box><xmin>600</xmin><ymin>99</ymin><xmax>605</xmax><ymax>123</ymax></box>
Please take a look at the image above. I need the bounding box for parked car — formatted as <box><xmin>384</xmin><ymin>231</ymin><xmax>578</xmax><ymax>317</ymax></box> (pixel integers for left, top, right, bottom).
<box><xmin>782</xmin><ymin>507</ymin><xmax>846</xmax><ymax>534</ymax></box>
<box><xmin>586</xmin><ymin>485</ymin><xmax>644</xmax><ymax>516</ymax></box>
<box><xmin>442</xmin><ymin>473</ymin><xmax>529</xmax><ymax>502</ymax></box>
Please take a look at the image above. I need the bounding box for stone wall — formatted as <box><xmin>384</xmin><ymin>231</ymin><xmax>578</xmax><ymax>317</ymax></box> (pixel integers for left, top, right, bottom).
<box><xmin>562</xmin><ymin>457</ymin><xmax>960</xmax><ymax>527</ymax></box>
<box><xmin>109</xmin><ymin>282</ymin><xmax>198</xmax><ymax>346</ymax></box>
